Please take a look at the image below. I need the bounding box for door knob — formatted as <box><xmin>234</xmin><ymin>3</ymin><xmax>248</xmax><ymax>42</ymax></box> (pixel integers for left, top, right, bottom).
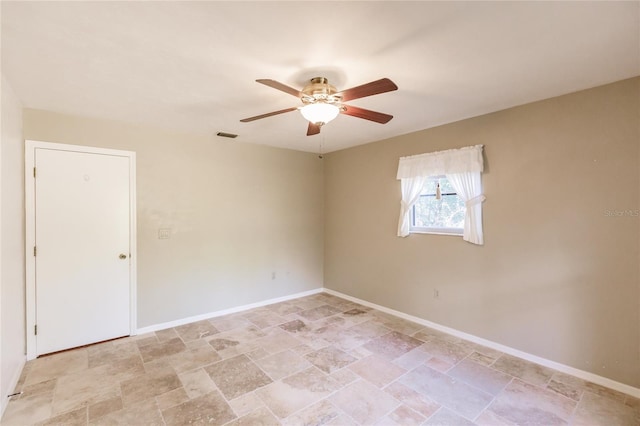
<box><xmin>119</xmin><ymin>254</ymin><xmax>128</xmax><ymax>260</ymax></box>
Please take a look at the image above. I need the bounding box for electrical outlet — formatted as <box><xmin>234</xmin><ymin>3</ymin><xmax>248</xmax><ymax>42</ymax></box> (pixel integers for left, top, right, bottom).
<box><xmin>158</xmin><ymin>228</ymin><xmax>171</xmax><ymax>239</ymax></box>
<box><xmin>433</xmin><ymin>289</ymin><xmax>440</xmax><ymax>299</ymax></box>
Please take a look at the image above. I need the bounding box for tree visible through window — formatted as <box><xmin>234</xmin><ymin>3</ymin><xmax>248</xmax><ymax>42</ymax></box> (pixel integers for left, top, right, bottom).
<box><xmin>411</xmin><ymin>176</ymin><xmax>465</xmax><ymax>234</ymax></box>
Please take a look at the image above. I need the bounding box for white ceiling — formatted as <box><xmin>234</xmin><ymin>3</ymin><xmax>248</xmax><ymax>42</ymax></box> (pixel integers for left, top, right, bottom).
<box><xmin>2</xmin><ymin>1</ymin><xmax>639</xmax><ymax>153</ymax></box>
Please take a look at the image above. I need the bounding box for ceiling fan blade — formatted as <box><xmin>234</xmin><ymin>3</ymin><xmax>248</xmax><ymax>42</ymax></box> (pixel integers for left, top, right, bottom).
<box><xmin>340</xmin><ymin>104</ymin><xmax>393</xmax><ymax>124</ymax></box>
<box><xmin>307</xmin><ymin>122</ymin><xmax>321</xmax><ymax>136</ymax></box>
<box><xmin>337</xmin><ymin>78</ymin><xmax>398</xmax><ymax>102</ymax></box>
<box><xmin>256</xmin><ymin>79</ymin><xmax>302</xmax><ymax>97</ymax></box>
<box><xmin>240</xmin><ymin>107</ymin><xmax>298</xmax><ymax>122</ymax></box>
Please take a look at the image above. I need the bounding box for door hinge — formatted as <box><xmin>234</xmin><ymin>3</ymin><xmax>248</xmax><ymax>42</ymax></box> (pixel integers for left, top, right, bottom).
<box><xmin>33</xmin><ymin>246</ymin><xmax>37</xmax><ymax>257</ymax></box>
<box><xmin>34</xmin><ymin>325</ymin><xmax>37</xmax><ymax>335</ymax></box>
<box><xmin>33</xmin><ymin>167</ymin><xmax>36</xmax><ymax>178</ymax></box>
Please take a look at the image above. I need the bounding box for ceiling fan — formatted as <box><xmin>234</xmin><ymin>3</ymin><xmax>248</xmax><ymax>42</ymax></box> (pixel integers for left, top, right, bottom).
<box><xmin>240</xmin><ymin>77</ymin><xmax>398</xmax><ymax>136</ymax></box>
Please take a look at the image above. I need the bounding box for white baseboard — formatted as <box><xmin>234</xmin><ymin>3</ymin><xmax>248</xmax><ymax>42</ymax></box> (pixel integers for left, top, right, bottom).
<box><xmin>323</xmin><ymin>288</ymin><xmax>640</xmax><ymax>399</ymax></box>
<box><xmin>136</xmin><ymin>288</ymin><xmax>323</xmax><ymax>335</ymax></box>
<box><xmin>1</xmin><ymin>357</ymin><xmax>26</xmax><ymax>418</ymax></box>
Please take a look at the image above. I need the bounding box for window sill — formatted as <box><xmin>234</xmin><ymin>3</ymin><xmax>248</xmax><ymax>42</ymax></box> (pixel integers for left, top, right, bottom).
<box><xmin>409</xmin><ymin>228</ymin><xmax>463</xmax><ymax>236</ymax></box>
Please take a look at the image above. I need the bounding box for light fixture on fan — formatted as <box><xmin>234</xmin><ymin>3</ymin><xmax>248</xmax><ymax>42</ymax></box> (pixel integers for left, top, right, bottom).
<box><xmin>300</xmin><ymin>102</ymin><xmax>340</xmax><ymax>126</ymax></box>
<box><xmin>240</xmin><ymin>76</ymin><xmax>398</xmax><ymax>136</ymax></box>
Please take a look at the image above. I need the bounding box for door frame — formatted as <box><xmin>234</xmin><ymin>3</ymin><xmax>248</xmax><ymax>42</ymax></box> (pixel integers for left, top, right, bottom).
<box><xmin>25</xmin><ymin>140</ymin><xmax>137</xmax><ymax>360</ymax></box>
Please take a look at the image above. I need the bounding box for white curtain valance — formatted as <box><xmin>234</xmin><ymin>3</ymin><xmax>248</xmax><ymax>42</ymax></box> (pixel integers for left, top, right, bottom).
<box><xmin>397</xmin><ymin>145</ymin><xmax>484</xmax><ymax>179</ymax></box>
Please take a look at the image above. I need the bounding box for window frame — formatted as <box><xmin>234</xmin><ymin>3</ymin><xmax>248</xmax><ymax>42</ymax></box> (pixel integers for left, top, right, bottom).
<box><xmin>409</xmin><ymin>175</ymin><xmax>464</xmax><ymax>236</ymax></box>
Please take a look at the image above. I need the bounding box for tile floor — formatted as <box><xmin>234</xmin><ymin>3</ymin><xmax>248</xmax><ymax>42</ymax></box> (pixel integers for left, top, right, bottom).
<box><xmin>2</xmin><ymin>292</ymin><xmax>639</xmax><ymax>425</ymax></box>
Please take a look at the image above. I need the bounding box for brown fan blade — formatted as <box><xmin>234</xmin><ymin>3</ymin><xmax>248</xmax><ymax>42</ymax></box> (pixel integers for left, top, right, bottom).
<box><xmin>337</xmin><ymin>78</ymin><xmax>398</xmax><ymax>102</ymax></box>
<box><xmin>240</xmin><ymin>107</ymin><xmax>298</xmax><ymax>123</ymax></box>
<box><xmin>340</xmin><ymin>105</ymin><xmax>393</xmax><ymax>124</ymax></box>
<box><xmin>256</xmin><ymin>79</ymin><xmax>302</xmax><ymax>97</ymax></box>
<box><xmin>307</xmin><ymin>122</ymin><xmax>321</xmax><ymax>136</ymax></box>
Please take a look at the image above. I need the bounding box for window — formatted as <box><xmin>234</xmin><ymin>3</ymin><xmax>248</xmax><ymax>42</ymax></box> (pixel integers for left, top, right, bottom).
<box><xmin>397</xmin><ymin>145</ymin><xmax>485</xmax><ymax>244</ymax></box>
<box><xmin>411</xmin><ymin>176</ymin><xmax>465</xmax><ymax>235</ymax></box>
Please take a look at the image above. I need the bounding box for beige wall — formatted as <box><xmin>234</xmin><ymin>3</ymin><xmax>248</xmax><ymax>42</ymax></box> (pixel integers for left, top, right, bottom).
<box><xmin>1</xmin><ymin>74</ymin><xmax>26</xmax><ymax>413</ymax></box>
<box><xmin>23</xmin><ymin>110</ymin><xmax>324</xmax><ymax>328</ymax></box>
<box><xmin>324</xmin><ymin>77</ymin><xmax>640</xmax><ymax>387</ymax></box>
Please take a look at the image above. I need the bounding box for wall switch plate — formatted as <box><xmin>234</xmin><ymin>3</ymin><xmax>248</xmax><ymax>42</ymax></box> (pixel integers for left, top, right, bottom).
<box><xmin>158</xmin><ymin>228</ymin><xmax>171</xmax><ymax>239</ymax></box>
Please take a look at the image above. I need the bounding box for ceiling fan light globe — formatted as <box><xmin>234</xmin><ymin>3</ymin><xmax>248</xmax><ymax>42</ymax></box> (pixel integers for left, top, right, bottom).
<box><xmin>300</xmin><ymin>103</ymin><xmax>339</xmax><ymax>126</ymax></box>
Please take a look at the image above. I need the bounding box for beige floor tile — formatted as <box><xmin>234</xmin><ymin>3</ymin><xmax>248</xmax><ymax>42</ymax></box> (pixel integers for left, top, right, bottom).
<box><xmin>87</xmin><ymin>396</ymin><xmax>123</xmax><ymax>421</ymax></box>
<box><xmin>42</xmin><ymin>407</ymin><xmax>87</xmax><ymax>426</ymax></box>
<box><xmin>209</xmin><ymin>315</ymin><xmax>253</xmax><ymax>332</ymax></box>
<box><xmin>347</xmin><ymin>319</ymin><xmax>392</xmax><ymax>339</ymax></box>
<box><xmin>15</xmin><ymin>378</ymin><xmax>57</xmax><ymax>400</ymax></box>
<box><xmin>412</xmin><ymin>327</ymin><xmax>455</xmax><ymax>343</ymax></box>
<box><xmin>387</xmin><ymin>404</ymin><xmax>425</xmax><ymax>425</ymax></box>
<box><xmin>475</xmin><ymin>409</ymin><xmax>513</xmax><ymax>425</ymax></box>
<box><xmin>133</xmin><ymin>334</ymin><xmax>160</xmax><ymax>348</ymax></box>
<box><xmin>255</xmin><ymin>328</ymin><xmax>304</xmax><ymax>354</ymax></box>
<box><xmin>329</xmin><ymin>368</ymin><xmax>359</xmax><ymax>387</ymax></box>
<box><xmin>5</xmin><ymin>293</ymin><xmax>637</xmax><ymax>426</ymax></box>
<box><xmin>248</xmin><ymin>311</ymin><xmax>290</xmax><ymax>329</ymax></box>
<box><xmin>348</xmin><ymin>355</ymin><xmax>406</xmax><ymax>388</ymax></box>
<box><xmin>154</xmin><ymin>327</ymin><xmax>178</xmax><ymax>342</ymax></box>
<box><xmin>324</xmin><ymin>413</ymin><xmax>359</xmax><ymax>425</ymax></box>
<box><xmin>225</xmin><ymin>407</ymin><xmax>279</xmax><ymax>426</ymax></box>
<box><xmin>393</xmin><ymin>347</ymin><xmax>433</xmax><ymax>370</ymax></box>
<box><xmin>257</xmin><ymin>367</ymin><xmax>340</xmax><ymax>418</ymax></box>
<box><xmin>373</xmin><ymin>315</ymin><xmax>425</xmax><ymax>336</ymax></box>
<box><xmin>419</xmin><ymin>336</ymin><xmax>473</xmax><ymax>365</ymax></box>
<box><xmin>447</xmin><ymin>358</ymin><xmax>513</xmax><ymax>396</ymax></box>
<box><xmin>179</xmin><ymin>368</ymin><xmax>218</xmax><ymax>398</ymax></box>
<box><xmin>265</xmin><ymin>301</ymin><xmax>304</xmax><ymax>316</ymax></box>
<box><xmin>423</xmin><ymin>407</ymin><xmax>477</xmax><ymax>425</ymax></box>
<box><xmin>119</xmin><ymin>365</ymin><xmax>181</xmax><ymax>406</ymax></box>
<box><xmin>164</xmin><ymin>344</ymin><xmax>221</xmax><ymax>373</ymax></box>
<box><xmin>468</xmin><ymin>350</ymin><xmax>499</xmax><ymax>367</ymax></box>
<box><xmin>255</xmin><ymin>349</ymin><xmax>312</xmax><ymax>380</ymax></box>
<box><xmin>87</xmin><ymin>341</ymin><xmax>139</xmax><ymax>369</ymax></box>
<box><xmin>279</xmin><ymin>319</ymin><xmax>310</xmax><ymax>334</ymax></box>
<box><xmin>304</xmin><ymin>346</ymin><xmax>357</xmax><ymax>374</ymax></box>
<box><xmin>491</xmin><ymin>354</ymin><xmax>554</xmax><ymax>387</ymax></box>
<box><xmin>174</xmin><ymin>319</ymin><xmax>220</xmax><ymax>342</ymax></box>
<box><xmin>328</xmin><ymin>326</ymin><xmax>383</xmax><ymax>352</ymax></box>
<box><xmin>103</xmin><ymin>355</ymin><xmax>145</xmax><ymax>382</ymax></box>
<box><xmin>161</xmin><ymin>391</ymin><xmax>236</xmax><ymax>426</ymax></box>
<box><xmin>384</xmin><ymin>382</ymin><xmax>441</xmax><ymax>419</ymax></box>
<box><xmin>364</xmin><ymin>331</ymin><xmax>423</xmax><ymax>360</ymax></box>
<box><xmin>51</xmin><ymin>364</ymin><xmax>122</xmax><ymax>415</ymax></box>
<box><xmin>246</xmin><ymin>347</ymin><xmax>270</xmax><ymax>361</ymax></box>
<box><xmin>137</xmin><ymin>337</ymin><xmax>187</xmax><ymax>363</ymax></box>
<box><xmin>293</xmin><ymin>297</ymin><xmax>326</xmax><ymax>310</ymax></box>
<box><xmin>229</xmin><ymin>392</ymin><xmax>265</xmax><ymax>417</ymax></box>
<box><xmin>297</xmin><ymin>304</ymin><xmax>343</xmax><ymax>321</ymax></box>
<box><xmin>399</xmin><ymin>365</ymin><xmax>493</xmax><ymax>420</ymax></box>
<box><xmin>487</xmin><ymin>378</ymin><xmax>576</xmax><ymax>425</ymax></box>
<box><xmin>1</xmin><ymin>391</ymin><xmax>54</xmax><ymax>425</ymax></box>
<box><xmin>281</xmin><ymin>399</ymin><xmax>341</xmax><ymax>426</ymax></box>
<box><xmin>89</xmin><ymin>397</ymin><xmax>163</xmax><ymax>425</ymax></box>
<box><xmin>154</xmin><ymin>387</ymin><xmax>189</xmax><ymax>411</ymax></box>
<box><xmin>425</xmin><ymin>356</ymin><xmax>455</xmax><ymax>373</ymax></box>
<box><xmin>330</xmin><ymin>380</ymin><xmax>400</xmax><ymax>424</ymax></box>
<box><xmin>25</xmin><ymin>349</ymin><xmax>89</xmax><ymax>386</ymax></box>
<box><xmin>205</xmin><ymin>354</ymin><xmax>272</xmax><ymax>399</ymax></box>
<box><xmin>572</xmin><ymin>390</ymin><xmax>638</xmax><ymax>426</ymax></box>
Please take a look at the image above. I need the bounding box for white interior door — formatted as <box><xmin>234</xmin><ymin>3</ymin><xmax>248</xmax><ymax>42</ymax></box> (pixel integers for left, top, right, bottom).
<box><xmin>32</xmin><ymin>145</ymin><xmax>134</xmax><ymax>355</ymax></box>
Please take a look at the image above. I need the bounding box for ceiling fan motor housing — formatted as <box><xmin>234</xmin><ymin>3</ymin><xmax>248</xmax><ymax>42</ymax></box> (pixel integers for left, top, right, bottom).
<box><xmin>301</xmin><ymin>77</ymin><xmax>342</xmax><ymax>105</ymax></box>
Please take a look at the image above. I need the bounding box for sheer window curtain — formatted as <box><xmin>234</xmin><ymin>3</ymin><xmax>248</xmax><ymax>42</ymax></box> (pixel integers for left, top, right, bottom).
<box><xmin>397</xmin><ymin>145</ymin><xmax>485</xmax><ymax>244</ymax></box>
<box><xmin>397</xmin><ymin>176</ymin><xmax>428</xmax><ymax>237</ymax></box>
<box><xmin>446</xmin><ymin>172</ymin><xmax>485</xmax><ymax>245</ymax></box>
